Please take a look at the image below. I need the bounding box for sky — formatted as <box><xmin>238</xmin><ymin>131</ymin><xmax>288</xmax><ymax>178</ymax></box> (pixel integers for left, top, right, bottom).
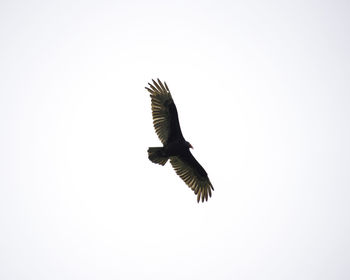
<box><xmin>1</xmin><ymin>0</ymin><xmax>350</xmax><ymax>279</ymax></box>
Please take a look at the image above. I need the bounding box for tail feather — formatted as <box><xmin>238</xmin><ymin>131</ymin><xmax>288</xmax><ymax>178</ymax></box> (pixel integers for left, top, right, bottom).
<box><xmin>148</xmin><ymin>147</ymin><xmax>168</xmax><ymax>166</ymax></box>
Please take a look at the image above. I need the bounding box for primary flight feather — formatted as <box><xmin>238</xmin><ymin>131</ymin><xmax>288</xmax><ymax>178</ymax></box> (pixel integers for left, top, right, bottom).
<box><xmin>146</xmin><ymin>79</ymin><xmax>214</xmax><ymax>202</ymax></box>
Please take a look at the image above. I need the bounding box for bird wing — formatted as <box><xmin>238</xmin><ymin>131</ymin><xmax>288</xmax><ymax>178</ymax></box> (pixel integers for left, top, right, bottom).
<box><xmin>145</xmin><ymin>79</ymin><xmax>184</xmax><ymax>145</ymax></box>
<box><xmin>170</xmin><ymin>151</ymin><xmax>214</xmax><ymax>202</ymax></box>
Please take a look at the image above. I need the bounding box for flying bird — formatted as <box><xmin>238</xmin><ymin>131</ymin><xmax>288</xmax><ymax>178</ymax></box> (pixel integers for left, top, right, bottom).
<box><xmin>146</xmin><ymin>79</ymin><xmax>214</xmax><ymax>202</ymax></box>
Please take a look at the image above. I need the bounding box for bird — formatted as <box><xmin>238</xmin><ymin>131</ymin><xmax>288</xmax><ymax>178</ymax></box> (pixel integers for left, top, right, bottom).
<box><xmin>146</xmin><ymin>79</ymin><xmax>214</xmax><ymax>202</ymax></box>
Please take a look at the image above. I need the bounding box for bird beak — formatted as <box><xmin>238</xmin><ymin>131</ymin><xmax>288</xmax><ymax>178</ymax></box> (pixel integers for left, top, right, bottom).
<box><xmin>190</xmin><ymin>144</ymin><xmax>193</xmax><ymax>149</ymax></box>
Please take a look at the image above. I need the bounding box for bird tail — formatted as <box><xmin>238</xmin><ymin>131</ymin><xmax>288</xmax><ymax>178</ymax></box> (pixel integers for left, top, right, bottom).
<box><xmin>148</xmin><ymin>147</ymin><xmax>168</xmax><ymax>166</ymax></box>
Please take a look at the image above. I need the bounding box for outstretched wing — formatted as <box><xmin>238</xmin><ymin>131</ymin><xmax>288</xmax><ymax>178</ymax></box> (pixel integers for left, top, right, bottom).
<box><xmin>145</xmin><ymin>79</ymin><xmax>184</xmax><ymax>145</ymax></box>
<box><xmin>170</xmin><ymin>151</ymin><xmax>214</xmax><ymax>203</ymax></box>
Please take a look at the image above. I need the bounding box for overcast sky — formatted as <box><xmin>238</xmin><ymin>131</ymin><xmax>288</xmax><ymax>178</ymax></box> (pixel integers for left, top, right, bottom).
<box><xmin>1</xmin><ymin>0</ymin><xmax>350</xmax><ymax>279</ymax></box>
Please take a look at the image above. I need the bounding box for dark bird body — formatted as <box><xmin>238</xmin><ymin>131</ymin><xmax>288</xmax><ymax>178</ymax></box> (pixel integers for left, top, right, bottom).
<box><xmin>146</xmin><ymin>79</ymin><xmax>213</xmax><ymax>202</ymax></box>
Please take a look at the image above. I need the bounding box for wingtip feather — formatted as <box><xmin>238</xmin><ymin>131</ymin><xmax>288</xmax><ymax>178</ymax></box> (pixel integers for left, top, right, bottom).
<box><xmin>164</xmin><ymin>82</ymin><xmax>170</xmax><ymax>92</ymax></box>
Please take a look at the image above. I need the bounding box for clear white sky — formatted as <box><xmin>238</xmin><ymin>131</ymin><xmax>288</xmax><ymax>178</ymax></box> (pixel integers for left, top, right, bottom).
<box><xmin>1</xmin><ymin>0</ymin><xmax>350</xmax><ymax>279</ymax></box>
